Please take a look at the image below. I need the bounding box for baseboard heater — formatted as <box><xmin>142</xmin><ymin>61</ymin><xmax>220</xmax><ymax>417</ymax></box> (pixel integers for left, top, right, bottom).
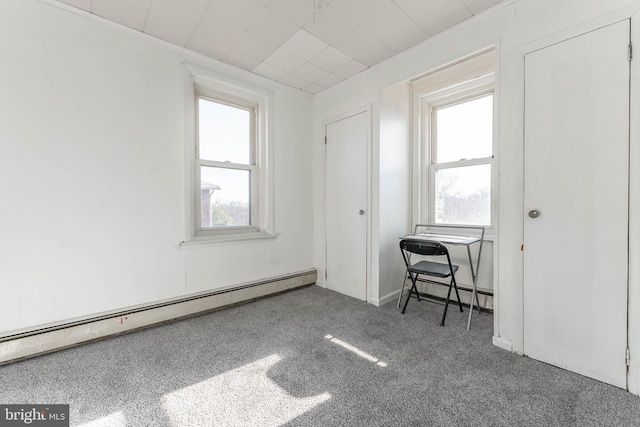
<box><xmin>0</xmin><ymin>269</ymin><xmax>317</xmax><ymax>365</ymax></box>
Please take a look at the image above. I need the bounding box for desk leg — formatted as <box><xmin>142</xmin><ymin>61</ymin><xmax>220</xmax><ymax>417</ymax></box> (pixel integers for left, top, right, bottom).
<box><xmin>466</xmin><ymin>245</ymin><xmax>482</xmax><ymax>330</ymax></box>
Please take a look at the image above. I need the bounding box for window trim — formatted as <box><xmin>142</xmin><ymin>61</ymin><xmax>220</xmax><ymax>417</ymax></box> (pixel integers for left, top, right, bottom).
<box><xmin>412</xmin><ymin>56</ymin><xmax>496</xmax><ymax>232</ymax></box>
<box><xmin>182</xmin><ymin>63</ymin><xmax>274</xmax><ymax>244</ymax></box>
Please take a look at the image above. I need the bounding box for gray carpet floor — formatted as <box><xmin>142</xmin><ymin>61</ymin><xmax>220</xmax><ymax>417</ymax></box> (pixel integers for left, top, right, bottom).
<box><xmin>1</xmin><ymin>284</ymin><xmax>639</xmax><ymax>426</ymax></box>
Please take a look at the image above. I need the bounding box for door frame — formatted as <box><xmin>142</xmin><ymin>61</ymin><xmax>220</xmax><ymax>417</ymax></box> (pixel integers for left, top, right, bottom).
<box><xmin>322</xmin><ymin>104</ymin><xmax>372</xmax><ymax>303</ymax></box>
<box><xmin>513</xmin><ymin>9</ymin><xmax>640</xmax><ymax>393</ymax></box>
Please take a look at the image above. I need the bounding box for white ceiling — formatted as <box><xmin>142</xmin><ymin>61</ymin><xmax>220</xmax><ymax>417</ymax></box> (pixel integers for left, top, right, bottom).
<box><xmin>56</xmin><ymin>0</ymin><xmax>503</xmax><ymax>94</ymax></box>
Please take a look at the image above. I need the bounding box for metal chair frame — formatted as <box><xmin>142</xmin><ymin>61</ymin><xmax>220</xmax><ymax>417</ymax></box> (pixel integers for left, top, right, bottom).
<box><xmin>399</xmin><ymin>239</ymin><xmax>463</xmax><ymax>326</ymax></box>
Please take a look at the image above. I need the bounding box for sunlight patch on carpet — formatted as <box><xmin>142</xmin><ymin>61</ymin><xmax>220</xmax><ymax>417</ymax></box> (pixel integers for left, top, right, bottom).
<box><xmin>161</xmin><ymin>354</ymin><xmax>331</xmax><ymax>426</ymax></box>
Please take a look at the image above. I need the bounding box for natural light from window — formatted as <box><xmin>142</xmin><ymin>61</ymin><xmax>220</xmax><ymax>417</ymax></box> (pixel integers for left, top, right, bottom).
<box><xmin>324</xmin><ymin>335</ymin><xmax>388</xmax><ymax>367</ymax></box>
<box><xmin>198</xmin><ymin>97</ymin><xmax>255</xmax><ymax>228</ymax></box>
<box><xmin>432</xmin><ymin>93</ymin><xmax>493</xmax><ymax>226</ymax></box>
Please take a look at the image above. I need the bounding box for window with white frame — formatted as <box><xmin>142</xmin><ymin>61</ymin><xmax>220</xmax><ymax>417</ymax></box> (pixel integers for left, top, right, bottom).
<box><xmin>429</xmin><ymin>90</ymin><xmax>493</xmax><ymax>226</ymax></box>
<box><xmin>197</xmin><ymin>94</ymin><xmax>256</xmax><ymax>232</ymax></box>
<box><xmin>183</xmin><ymin>64</ymin><xmax>273</xmax><ymax>243</ymax></box>
<box><xmin>413</xmin><ymin>50</ymin><xmax>495</xmax><ymax>229</ymax></box>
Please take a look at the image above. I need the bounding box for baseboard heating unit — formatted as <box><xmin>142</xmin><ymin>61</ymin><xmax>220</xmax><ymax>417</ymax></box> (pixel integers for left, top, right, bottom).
<box><xmin>0</xmin><ymin>269</ymin><xmax>317</xmax><ymax>365</ymax></box>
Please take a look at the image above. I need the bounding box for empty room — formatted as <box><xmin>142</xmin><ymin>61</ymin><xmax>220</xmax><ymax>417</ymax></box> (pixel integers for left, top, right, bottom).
<box><xmin>2</xmin><ymin>0</ymin><xmax>640</xmax><ymax>425</ymax></box>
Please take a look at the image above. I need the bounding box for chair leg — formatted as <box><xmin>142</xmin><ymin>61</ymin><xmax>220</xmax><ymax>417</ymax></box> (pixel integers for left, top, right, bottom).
<box><xmin>452</xmin><ymin>275</ymin><xmax>463</xmax><ymax>312</ymax></box>
<box><xmin>396</xmin><ymin>272</ymin><xmax>409</xmax><ymax>308</ymax></box>
<box><xmin>440</xmin><ymin>280</ymin><xmax>454</xmax><ymax>326</ymax></box>
<box><xmin>401</xmin><ymin>276</ymin><xmax>419</xmax><ymax>314</ymax></box>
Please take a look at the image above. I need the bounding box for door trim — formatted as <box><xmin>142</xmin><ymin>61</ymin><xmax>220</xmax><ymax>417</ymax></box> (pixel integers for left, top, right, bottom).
<box><xmin>322</xmin><ymin>104</ymin><xmax>372</xmax><ymax>303</ymax></box>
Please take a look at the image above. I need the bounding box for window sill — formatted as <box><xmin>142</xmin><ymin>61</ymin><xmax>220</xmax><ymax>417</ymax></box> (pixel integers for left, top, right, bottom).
<box><xmin>180</xmin><ymin>232</ymin><xmax>279</xmax><ymax>248</ymax></box>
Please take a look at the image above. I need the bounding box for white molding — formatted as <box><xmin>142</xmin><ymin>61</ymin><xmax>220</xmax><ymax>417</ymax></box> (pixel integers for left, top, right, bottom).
<box><xmin>492</xmin><ymin>336</ymin><xmax>513</xmax><ymax>352</ymax></box>
<box><xmin>182</xmin><ymin>63</ymin><xmax>275</xmax><ymax>243</ymax></box>
<box><xmin>0</xmin><ymin>270</ymin><xmax>317</xmax><ymax>364</ymax></box>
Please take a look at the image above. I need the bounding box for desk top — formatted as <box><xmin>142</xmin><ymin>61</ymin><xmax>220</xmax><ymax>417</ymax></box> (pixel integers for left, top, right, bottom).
<box><xmin>402</xmin><ymin>233</ymin><xmax>481</xmax><ymax>246</ymax></box>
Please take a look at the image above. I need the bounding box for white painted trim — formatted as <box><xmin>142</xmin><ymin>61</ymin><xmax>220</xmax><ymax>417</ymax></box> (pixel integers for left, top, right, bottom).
<box><xmin>0</xmin><ymin>270</ymin><xmax>317</xmax><ymax>365</ymax></box>
<box><xmin>376</xmin><ymin>289</ymin><xmax>402</xmax><ymax>308</ymax></box>
<box><xmin>492</xmin><ymin>336</ymin><xmax>513</xmax><ymax>352</ymax></box>
<box><xmin>182</xmin><ymin>63</ymin><xmax>275</xmax><ymax>244</ymax></box>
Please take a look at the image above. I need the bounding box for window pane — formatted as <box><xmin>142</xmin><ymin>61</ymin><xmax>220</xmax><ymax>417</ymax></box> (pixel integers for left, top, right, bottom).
<box><xmin>435</xmin><ymin>94</ymin><xmax>493</xmax><ymax>163</ymax></box>
<box><xmin>435</xmin><ymin>164</ymin><xmax>490</xmax><ymax>225</ymax></box>
<box><xmin>198</xmin><ymin>98</ymin><xmax>251</xmax><ymax>164</ymax></box>
<box><xmin>200</xmin><ymin>166</ymin><xmax>250</xmax><ymax>228</ymax></box>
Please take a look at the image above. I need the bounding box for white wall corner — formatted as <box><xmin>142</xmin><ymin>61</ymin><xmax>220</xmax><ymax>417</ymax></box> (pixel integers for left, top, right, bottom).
<box><xmin>492</xmin><ymin>335</ymin><xmax>513</xmax><ymax>352</ymax></box>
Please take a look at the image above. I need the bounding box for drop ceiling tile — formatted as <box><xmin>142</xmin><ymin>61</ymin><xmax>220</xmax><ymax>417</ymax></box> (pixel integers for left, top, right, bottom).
<box><xmin>315</xmin><ymin>73</ymin><xmax>345</xmax><ymax>88</ymax></box>
<box><xmin>254</xmin><ymin>0</ymin><xmax>272</xmax><ymax>5</ymax></box>
<box><xmin>252</xmin><ymin>62</ymin><xmax>289</xmax><ymax>81</ymax></box>
<box><xmin>58</xmin><ymin>0</ymin><xmax>91</xmax><ymax>12</ymax></box>
<box><xmin>394</xmin><ymin>0</ymin><xmax>471</xmax><ymax>35</ymax></box>
<box><xmin>359</xmin><ymin>2</ymin><xmax>428</xmax><ymax>52</ymax></box>
<box><xmin>144</xmin><ymin>14</ymin><xmax>194</xmax><ymax>46</ymax></box>
<box><xmin>334</xmin><ymin>59</ymin><xmax>368</xmax><ymax>78</ymax></box>
<box><xmin>301</xmin><ymin>83</ymin><xmax>324</xmax><ymax>94</ymax></box>
<box><xmin>207</xmin><ymin>0</ymin><xmax>262</xmax><ymax>28</ymax></box>
<box><xmin>303</xmin><ymin>5</ymin><xmax>354</xmax><ymax>45</ymax></box>
<box><xmin>278</xmin><ymin>74</ymin><xmax>309</xmax><ymax>89</ymax></box>
<box><xmin>145</xmin><ymin>0</ymin><xmax>205</xmax><ymax>46</ymax></box>
<box><xmin>331</xmin><ymin>26</ymin><xmax>380</xmax><ymax>59</ymax></box>
<box><xmin>311</xmin><ymin>46</ymin><xmax>352</xmax><ymax>72</ymax></box>
<box><xmin>221</xmin><ymin>50</ymin><xmax>262</xmax><ymax>71</ymax></box>
<box><xmin>233</xmin><ymin>31</ymin><xmax>278</xmax><ymax>61</ymax></box>
<box><xmin>352</xmin><ymin>42</ymin><xmax>395</xmax><ymax>66</ymax></box>
<box><xmin>208</xmin><ymin>0</ymin><xmax>297</xmax><ymax>45</ymax></box>
<box><xmin>291</xmin><ymin>62</ymin><xmax>330</xmax><ymax>82</ymax></box>
<box><xmin>92</xmin><ymin>0</ymin><xmax>151</xmax><ymax>31</ymax></box>
<box><xmin>193</xmin><ymin>11</ymin><xmax>245</xmax><ymax>48</ymax></box>
<box><xmin>461</xmin><ymin>0</ymin><xmax>504</xmax><ymax>15</ymax></box>
<box><xmin>264</xmin><ymin>48</ymin><xmax>306</xmax><ymax>73</ymax></box>
<box><xmin>326</xmin><ymin>0</ymin><xmax>391</xmax><ymax>25</ymax></box>
<box><xmin>280</xmin><ymin>30</ymin><xmax>329</xmax><ymax>62</ymax></box>
<box><xmin>183</xmin><ymin>0</ymin><xmax>211</xmax><ymax>8</ymax></box>
<box><xmin>268</xmin><ymin>0</ymin><xmax>315</xmax><ymax>27</ymax></box>
<box><xmin>187</xmin><ymin>33</ymin><xmax>229</xmax><ymax>59</ymax></box>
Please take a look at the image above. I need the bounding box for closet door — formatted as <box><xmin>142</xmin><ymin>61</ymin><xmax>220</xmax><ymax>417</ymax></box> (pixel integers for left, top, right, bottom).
<box><xmin>523</xmin><ymin>20</ymin><xmax>630</xmax><ymax>388</ymax></box>
<box><xmin>325</xmin><ymin>110</ymin><xmax>369</xmax><ymax>301</ymax></box>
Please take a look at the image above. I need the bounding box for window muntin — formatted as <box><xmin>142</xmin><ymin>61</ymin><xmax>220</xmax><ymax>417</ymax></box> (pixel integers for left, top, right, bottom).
<box><xmin>429</xmin><ymin>91</ymin><xmax>494</xmax><ymax>227</ymax></box>
<box><xmin>196</xmin><ymin>95</ymin><xmax>256</xmax><ymax>232</ymax></box>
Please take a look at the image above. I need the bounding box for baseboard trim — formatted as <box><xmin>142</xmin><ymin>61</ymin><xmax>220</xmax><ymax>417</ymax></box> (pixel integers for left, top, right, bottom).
<box><xmin>0</xmin><ymin>269</ymin><xmax>317</xmax><ymax>365</ymax></box>
<box><xmin>492</xmin><ymin>336</ymin><xmax>513</xmax><ymax>352</ymax></box>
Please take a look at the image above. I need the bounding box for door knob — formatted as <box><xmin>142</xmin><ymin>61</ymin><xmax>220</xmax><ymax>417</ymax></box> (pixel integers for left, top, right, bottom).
<box><xmin>528</xmin><ymin>209</ymin><xmax>541</xmax><ymax>218</ymax></box>
<box><xmin>359</xmin><ymin>210</ymin><xmax>365</xmax><ymax>215</ymax></box>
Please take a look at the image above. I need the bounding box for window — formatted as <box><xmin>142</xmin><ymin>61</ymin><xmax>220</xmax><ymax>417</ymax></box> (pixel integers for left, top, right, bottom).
<box><xmin>412</xmin><ymin>50</ymin><xmax>495</xmax><ymax>229</ymax></box>
<box><xmin>197</xmin><ymin>95</ymin><xmax>256</xmax><ymax>231</ymax></box>
<box><xmin>430</xmin><ymin>92</ymin><xmax>493</xmax><ymax>226</ymax></box>
<box><xmin>182</xmin><ymin>64</ymin><xmax>274</xmax><ymax>243</ymax></box>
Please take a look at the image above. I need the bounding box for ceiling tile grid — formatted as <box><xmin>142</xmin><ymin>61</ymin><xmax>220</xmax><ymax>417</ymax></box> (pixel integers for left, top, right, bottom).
<box><xmin>55</xmin><ymin>0</ymin><xmax>505</xmax><ymax>93</ymax></box>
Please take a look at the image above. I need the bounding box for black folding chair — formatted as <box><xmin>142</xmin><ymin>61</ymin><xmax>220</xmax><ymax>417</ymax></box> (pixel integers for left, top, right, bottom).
<box><xmin>399</xmin><ymin>239</ymin><xmax>463</xmax><ymax>326</ymax></box>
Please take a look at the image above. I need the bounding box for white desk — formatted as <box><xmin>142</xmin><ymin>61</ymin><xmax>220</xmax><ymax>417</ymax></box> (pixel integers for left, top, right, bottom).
<box><xmin>399</xmin><ymin>228</ymin><xmax>485</xmax><ymax>330</ymax></box>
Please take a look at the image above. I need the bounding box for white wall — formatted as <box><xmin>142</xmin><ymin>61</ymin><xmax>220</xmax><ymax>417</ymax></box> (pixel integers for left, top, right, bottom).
<box><xmin>313</xmin><ymin>2</ymin><xmax>512</xmax><ymax>307</ymax></box>
<box><xmin>313</xmin><ymin>0</ymin><xmax>640</xmax><ymax>394</ymax></box>
<box><xmin>0</xmin><ymin>0</ymin><xmax>314</xmax><ymax>335</ymax></box>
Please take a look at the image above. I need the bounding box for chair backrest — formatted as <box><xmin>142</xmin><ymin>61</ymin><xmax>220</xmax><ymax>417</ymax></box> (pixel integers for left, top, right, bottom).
<box><xmin>400</xmin><ymin>239</ymin><xmax>448</xmax><ymax>257</ymax></box>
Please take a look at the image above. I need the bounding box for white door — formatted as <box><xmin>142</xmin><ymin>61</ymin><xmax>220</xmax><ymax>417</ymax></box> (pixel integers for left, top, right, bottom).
<box><xmin>523</xmin><ymin>20</ymin><xmax>630</xmax><ymax>388</ymax></box>
<box><xmin>325</xmin><ymin>111</ymin><xmax>368</xmax><ymax>301</ymax></box>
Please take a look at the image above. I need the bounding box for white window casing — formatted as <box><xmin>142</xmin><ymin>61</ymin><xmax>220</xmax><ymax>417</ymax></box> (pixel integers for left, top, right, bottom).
<box><xmin>181</xmin><ymin>64</ymin><xmax>275</xmax><ymax>245</ymax></box>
